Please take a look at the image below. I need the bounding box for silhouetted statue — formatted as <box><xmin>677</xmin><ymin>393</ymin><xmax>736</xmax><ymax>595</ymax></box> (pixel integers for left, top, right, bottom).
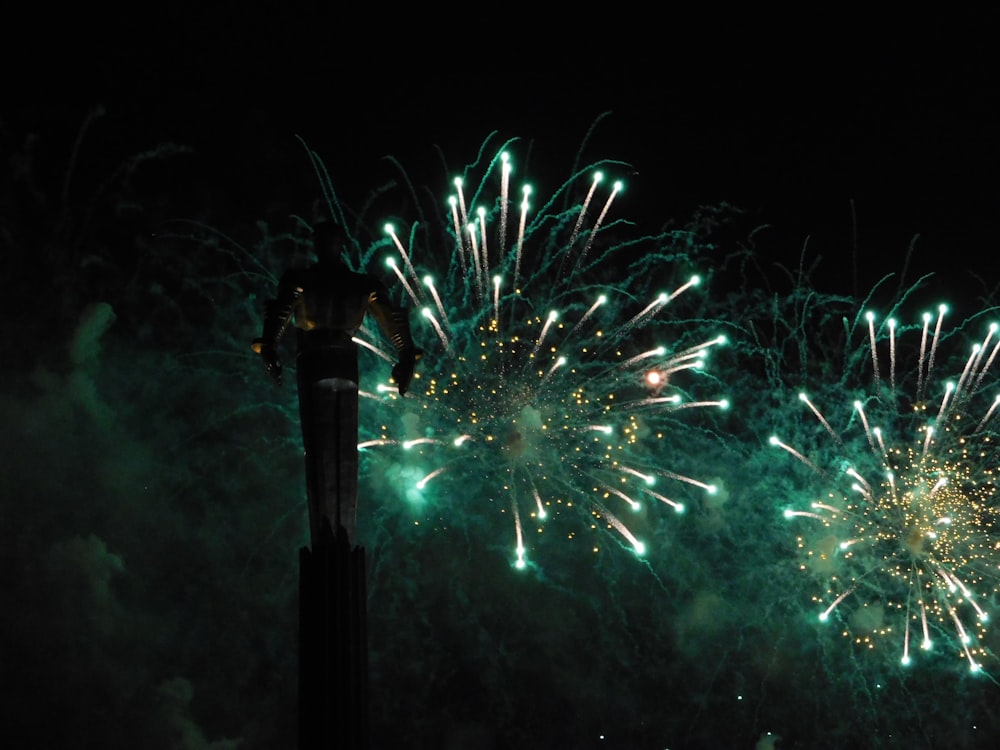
<box><xmin>252</xmin><ymin>221</ymin><xmax>415</xmax><ymax>749</ymax></box>
<box><xmin>252</xmin><ymin>221</ymin><xmax>421</xmax><ymax>546</ymax></box>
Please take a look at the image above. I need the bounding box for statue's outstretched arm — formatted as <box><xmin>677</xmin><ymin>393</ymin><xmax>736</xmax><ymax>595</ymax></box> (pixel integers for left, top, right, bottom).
<box><xmin>251</xmin><ymin>271</ymin><xmax>305</xmax><ymax>385</ymax></box>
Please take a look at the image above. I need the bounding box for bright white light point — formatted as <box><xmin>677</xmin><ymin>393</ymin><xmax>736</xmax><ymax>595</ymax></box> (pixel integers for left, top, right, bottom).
<box><xmin>675</xmin><ymin>504</ymin><xmax>685</xmax><ymax>514</ymax></box>
<box><xmin>421</xmin><ymin>308</ymin><xmax>432</xmax><ymax>318</ymax></box>
<box><xmin>657</xmin><ymin>293</ymin><xmax>668</xmax><ymax>303</ymax></box>
<box><xmin>633</xmin><ymin>541</ymin><xmax>646</xmax><ymax>555</ymax></box>
<box><xmin>798</xmin><ymin>392</ymin><xmax>808</xmax><ymax>401</ymax></box>
<box><xmin>718</xmin><ymin>399</ymin><xmax>730</xmax><ymax>410</ymax></box>
<box><xmin>514</xmin><ymin>545</ymin><xmax>527</xmax><ymax>570</ymax></box>
<box><xmin>819</xmin><ymin>612</ymin><xmax>829</xmax><ymax>622</ymax></box>
<box><xmin>448</xmin><ymin>196</ymin><xmax>457</xmax><ymax>207</ymax></box>
<box><xmin>453</xmin><ymin>177</ymin><xmax>462</xmax><ymax>189</ymax></box>
<box><xmin>477</xmin><ymin>207</ymin><xmax>485</xmax><ymax>218</ymax></box>
<box><xmin>597</xmin><ymin>295</ymin><xmax>607</xmax><ymax>304</ymax></box>
<box><xmin>783</xmin><ymin>508</ymin><xmax>795</xmax><ymax>519</ymax></box>
<box><xmin>385</xmin><ymin>257</ymin><xmax>397</xmax><ymax>268</ymax></box>
<box><xmin>493</xmin><ymin>275</ymin><xmax>501</xmax><ymax>286</ymax></box>
<box><xmin>548</xmin><ymin>310</ymin><xmax>558</xmax><ymax>321</ymax></box>
<box><xmin>690</xmin><ymin>274</ymin><xmax>701</xmax><ymax>285</ymax></box>
<box><xmin>384</xmin><ymin>223</ymin><xmax>395</xmax><ymax>234</ymax></box>
<box><xmin>901</xmin><ymin>655</ymin><xmax>911</xmax><ymax>666</ymax></box>
<box><xmin>522</xmin><ymin>185</ymin><xmax>531</xmax><ymax>197</ymax></box>
<box><xmin>646</xmin><ymin>371</ymin><xmax>662</xmax><ymax>386</ymax></box>
<box><xmin>769</xmin><ymin>435</ymin><xmax>781</xmax><ymax>445</ymax></box>
<box><xmin>423</xmin><ymin>275</ymin><xmax>434</xmax><ymax>286</ymax></box>
<box><xmin>706</xmin><ymin>484</ymin><xmax>718</xmax><ymax>494</ymax></box>
<box><xmin>866</xmin><ymin>311</ymin><xmax>875</xmax><ymax>322</ymax></box>
<box><xmin>556</xmin><ymin>356</ymin><xmax>566</xmax><ymax>366</ymax></box>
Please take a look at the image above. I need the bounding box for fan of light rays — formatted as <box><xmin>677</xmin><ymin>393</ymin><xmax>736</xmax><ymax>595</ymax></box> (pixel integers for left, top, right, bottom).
<box><xmin>773</xmin><ymin>303</ymin><xmax>1000</xmax><ymax>674</ymax></box>
<box><xmin>346</xmin><ymin>141</ymin><xmax>729</xmax><ymax>570</ymax></box>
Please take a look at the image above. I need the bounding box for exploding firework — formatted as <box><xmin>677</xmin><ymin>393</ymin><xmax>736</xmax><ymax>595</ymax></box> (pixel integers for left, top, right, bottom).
<box><xmin>772</xmin><ymin>303</ymin><xmax>1000</xmax><ymax>673</ymax></box>
<box><xmin>317</xmin><ymin>137</ymin><xmax>730</xmax><ymax>569</ymax></box>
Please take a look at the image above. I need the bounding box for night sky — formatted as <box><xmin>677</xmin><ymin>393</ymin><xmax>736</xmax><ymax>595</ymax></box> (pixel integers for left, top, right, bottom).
<box><xmin>6</xmin><ymin>8</ymin><xmax>1000</xmax><ymax>750</ymax></box>
<box><xmin>10</xmin><ymin>9</ymin><xmax>998</xmax><ymax>290</ymax></box>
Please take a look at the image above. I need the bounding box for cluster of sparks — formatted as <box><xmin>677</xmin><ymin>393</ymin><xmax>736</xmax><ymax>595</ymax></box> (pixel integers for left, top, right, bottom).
<box><xmin>773</xmin><ymin>305</ymin><xmax>1000</xmax><ymax>672</ymax></box>
<box><xmin>353</xmin><ymin>147</ymin><xmax>728</xmax><ymax>569</ymax></box>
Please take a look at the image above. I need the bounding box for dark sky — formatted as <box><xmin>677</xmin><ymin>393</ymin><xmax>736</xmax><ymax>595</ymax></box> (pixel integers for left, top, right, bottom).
<box><xmin>8</xmin><ymin>8</ymin><xmax>998</xmax><ymax>299</ymax></box>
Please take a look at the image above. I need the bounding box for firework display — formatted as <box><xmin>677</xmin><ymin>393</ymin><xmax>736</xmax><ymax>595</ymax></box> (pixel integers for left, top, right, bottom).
<box><xmin>773</xmin><ymin>304</ymin><xmax>1000</xmax><ymax>673</ymax></box>
<box><xmin>332</xmin><ymin>143</ymin><xmax>730</xmax><ymax>568</ymax></box>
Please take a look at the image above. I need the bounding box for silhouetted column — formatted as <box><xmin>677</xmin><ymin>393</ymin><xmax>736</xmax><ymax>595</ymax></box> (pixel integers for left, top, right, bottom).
<box><xmin>298</xmin><ymin>520</ymin><xmax>369</xmax><ymax>749</ymax></box>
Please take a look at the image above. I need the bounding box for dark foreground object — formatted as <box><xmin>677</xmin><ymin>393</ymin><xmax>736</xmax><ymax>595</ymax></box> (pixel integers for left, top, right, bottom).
<box><xmin>298</xmin><ymin>521</ymin><xmax>369</xmax><ymax>749</ymax></box>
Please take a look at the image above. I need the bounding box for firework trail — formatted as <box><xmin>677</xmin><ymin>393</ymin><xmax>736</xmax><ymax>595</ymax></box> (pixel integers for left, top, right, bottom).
<box><xmin>318</xmin><ymin>137</ymin><xmax>729</xmax><ymax>569</ymax></box>
<box><xmin>773</xmin><ymin>303</ymin><xmax>1000</xmax><ymax>673</ymax></box>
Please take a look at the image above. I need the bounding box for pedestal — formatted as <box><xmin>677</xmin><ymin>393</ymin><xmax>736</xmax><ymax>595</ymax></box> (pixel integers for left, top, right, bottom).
<box><xmin>298</xmin><ymin>521</ymin><xmax>369</xmax><ymax>749</ymax></box>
